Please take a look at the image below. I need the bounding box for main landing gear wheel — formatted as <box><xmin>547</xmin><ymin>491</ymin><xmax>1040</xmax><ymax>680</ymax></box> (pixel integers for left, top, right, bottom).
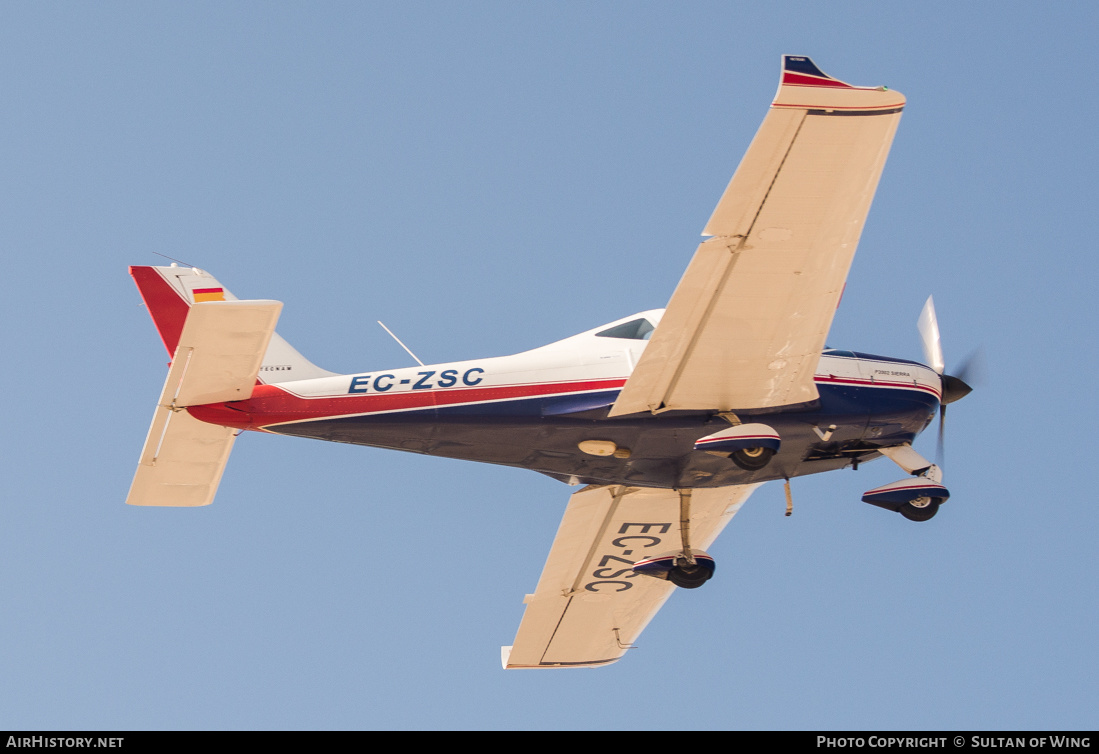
<box><xmin>899</xmin><ymin>496</ymin><xmax>941</xmax><ymax>522</ymax></box>
<box><xmin>668</xmin><ymin>563</ymin><xmax>713</xmax><ymax>589</ymax></box>
<box><xmin>731</xmin><ymin>446</ymin><xmax>775</xmax><ymax>471</ymax></box>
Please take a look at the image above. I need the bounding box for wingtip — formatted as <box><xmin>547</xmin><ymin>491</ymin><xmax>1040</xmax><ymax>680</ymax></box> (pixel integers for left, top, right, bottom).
<box><xmin>774</xmin><ymin>54</ymin><xmax>905</xmax><ymax>110</ymax></box>
<box><xmin>781</xmin><ymin>54</ymin><xmax>855</xmax><ymax>89</ymax></box>
<box><xmin>783</xmin><ymin>55</ymin><xmax>832</xmax><ymax>79</ymax></box>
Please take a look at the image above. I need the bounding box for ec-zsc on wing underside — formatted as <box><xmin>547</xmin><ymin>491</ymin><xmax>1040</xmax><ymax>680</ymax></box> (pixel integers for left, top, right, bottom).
<box><xmin>124</xmin><ymin>56</ymin><xmax>973</xmax><ymax>670</ymax></box>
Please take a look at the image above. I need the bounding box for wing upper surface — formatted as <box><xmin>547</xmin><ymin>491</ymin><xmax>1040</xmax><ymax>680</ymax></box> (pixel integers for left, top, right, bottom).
<box><xmin>610</xmin><ymin>56</ymin><xmax>904</xmax><ymax>416</ymax></box>
<box><xmin>503</xmin><ymin>483</ymin><xmax>759</xmax><ymax>668</ymax></box>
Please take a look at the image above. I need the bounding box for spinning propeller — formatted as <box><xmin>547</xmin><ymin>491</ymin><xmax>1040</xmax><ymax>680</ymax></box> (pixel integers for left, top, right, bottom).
<box><xmin>917</xmin><ymin>296</ymin><xmax>977</xmax><ymax>465</ymax></box>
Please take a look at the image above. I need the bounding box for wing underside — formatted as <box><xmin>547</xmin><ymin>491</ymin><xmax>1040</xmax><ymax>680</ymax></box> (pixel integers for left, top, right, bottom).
<box><xmin>503</xmin><ymin>483</ymin><xmax>759</xmax><ymax>668</ymax></box>
<box><xmin>610</xmin><ymin>56</ymin><xmax>905</xmax><ymax>417</ymax></box>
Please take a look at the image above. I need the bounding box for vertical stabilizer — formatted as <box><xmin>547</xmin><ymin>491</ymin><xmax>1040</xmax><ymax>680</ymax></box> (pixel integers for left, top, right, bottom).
<box><xmin>130</xmin><ymin>265</ymin><xmax>335</xmax><ymax>383</ymax></box>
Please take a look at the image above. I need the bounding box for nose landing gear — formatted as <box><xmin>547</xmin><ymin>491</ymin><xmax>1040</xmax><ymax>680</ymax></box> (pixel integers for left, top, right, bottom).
<box><xmin>862</xmin><ymin>445</ymin><xmax>950</xmax><ymax>522</ymax></box>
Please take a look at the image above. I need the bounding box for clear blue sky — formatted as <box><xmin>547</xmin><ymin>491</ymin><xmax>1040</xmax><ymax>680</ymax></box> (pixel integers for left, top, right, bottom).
<box><xmin>1</xmin><ymin>1</ymin><xmax>1095</xmax><ymax>730</ymax></box>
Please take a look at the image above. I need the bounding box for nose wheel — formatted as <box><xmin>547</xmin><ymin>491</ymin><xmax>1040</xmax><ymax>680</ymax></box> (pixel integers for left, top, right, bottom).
<box><xmin>898</xmin><ymin>496</ymin><xmax>941</xmax><ymax>522</ymax></box>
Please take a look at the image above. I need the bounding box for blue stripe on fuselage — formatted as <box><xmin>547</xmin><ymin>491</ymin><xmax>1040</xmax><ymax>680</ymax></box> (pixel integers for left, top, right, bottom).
<box><xmin>300</xmin><ymin>380</ymin><xmax>937</xmax><ymax>423</ymax></box>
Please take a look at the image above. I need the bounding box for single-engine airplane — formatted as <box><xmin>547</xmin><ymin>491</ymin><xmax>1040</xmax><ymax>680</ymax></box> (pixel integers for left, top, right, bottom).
<box><xmin>126</xmin><ymin>56</ymin><xmax>973</xmax><ymax>668</ymax></box>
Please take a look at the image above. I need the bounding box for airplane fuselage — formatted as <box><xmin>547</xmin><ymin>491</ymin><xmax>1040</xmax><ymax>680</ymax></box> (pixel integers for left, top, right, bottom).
<box><xmin>187</xmin><ymin>311</ymin><xmax>941</xmax><ymax>490</ymax></box>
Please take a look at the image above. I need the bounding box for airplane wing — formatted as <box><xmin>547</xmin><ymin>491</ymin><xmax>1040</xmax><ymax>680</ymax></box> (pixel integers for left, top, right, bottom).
<box><xmin>503</xmin><ymin>483</ymin><xmax>760</xmax><ymax>668</ymax></box>
<box><xmin>609</xmin><ymin>56</ymin><xmax>905</xmax><ymax>416</ymax></box>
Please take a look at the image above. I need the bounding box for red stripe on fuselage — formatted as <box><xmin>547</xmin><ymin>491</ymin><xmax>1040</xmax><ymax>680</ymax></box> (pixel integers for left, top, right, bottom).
<box><xmin>814</xmin><ymin>374</ymin><xmax>941</xmax><ymax>399</ymax></box>
<box><xmin>186</xmin><ymin>372</ymin><xmax>938</xmax><ymax>431</ymax></box>
<box><xmin>187</xmin><ymin>378</ymin><xmax>630</xmax><ymax>430</ymax></box>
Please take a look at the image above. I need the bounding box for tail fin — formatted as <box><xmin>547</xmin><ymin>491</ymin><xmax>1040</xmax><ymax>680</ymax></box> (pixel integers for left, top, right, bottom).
<box><xmin>130</xmin><ymin>264</ymin><xmax>334</xmax><ymax>383</ymax></box>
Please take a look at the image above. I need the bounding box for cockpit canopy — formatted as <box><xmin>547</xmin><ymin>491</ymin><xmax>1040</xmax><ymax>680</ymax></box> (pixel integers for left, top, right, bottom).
<box><xmin>595</xmin><ymin>318</ymin><xmax>655</xmax><ymax>341</ymax></box>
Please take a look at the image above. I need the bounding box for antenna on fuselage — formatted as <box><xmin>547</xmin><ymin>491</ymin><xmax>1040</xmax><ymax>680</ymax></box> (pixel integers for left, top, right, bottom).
<box><xmin>377</xmin><ymin>321</ymin><xmax>425</xmax><ymax>367</ymax></box>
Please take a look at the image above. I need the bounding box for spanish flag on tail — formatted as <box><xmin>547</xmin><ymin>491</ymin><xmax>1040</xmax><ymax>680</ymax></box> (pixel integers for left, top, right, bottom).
<box><xmin>192</xmin><ymin>287</ymin><xmax>225</xmax><ymax>303</ymax></box>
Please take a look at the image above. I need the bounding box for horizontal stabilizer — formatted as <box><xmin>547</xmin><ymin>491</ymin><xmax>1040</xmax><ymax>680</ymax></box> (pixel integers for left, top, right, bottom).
<box><xmin>126</xmin><ymin>300</ymin><xmax>282</xmax><ymax>507</ymax></box>
<box><xmin>164</xmin><ymin>300</ymin><xmax>284</xmax><ymax>407</ymax></box>
<box><xmin>127</xmin><ymin>410</ymin><xmax>238</xmax><ymax>507</ymax></box>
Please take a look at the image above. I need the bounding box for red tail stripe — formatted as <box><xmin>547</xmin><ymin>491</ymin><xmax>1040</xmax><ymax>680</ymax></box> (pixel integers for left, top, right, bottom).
<box><xmin>129</xmin><ymin>266</ymin><xmax>189</xmax><ymax>357</ymax></box>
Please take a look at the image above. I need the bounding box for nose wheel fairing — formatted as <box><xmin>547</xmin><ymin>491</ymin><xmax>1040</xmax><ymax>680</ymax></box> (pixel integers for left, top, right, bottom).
<box><xmin>862</xmin><ymin>445</ymin><xmax>950</xmax><ymax>521</ymax></box>
<box><xmin>862</xmin><ymin>477</ymin><xmax>949</xmax><ymax>507</ymax></box>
